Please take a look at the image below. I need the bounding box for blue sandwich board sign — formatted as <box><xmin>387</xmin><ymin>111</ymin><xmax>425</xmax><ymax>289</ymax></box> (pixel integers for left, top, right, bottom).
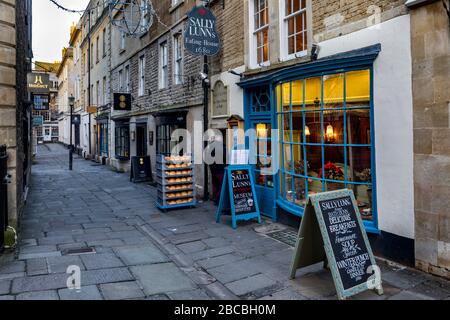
<box><xmin>216</xmin><ymin>165</ymin><xmax>261</xmax><ymax>229</ymax></box>
<box><xmin>289</xmin><ymin>189</ymin><xmax>383</xmax><ymax>300</ymax></box>
<box><xmin>184</xmin><ymin>6</ymin><xmax>221</xmax><ymax>56</ymax></box>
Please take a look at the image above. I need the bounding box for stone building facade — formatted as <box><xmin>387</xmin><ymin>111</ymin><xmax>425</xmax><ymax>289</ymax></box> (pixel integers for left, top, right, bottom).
<box><xmin>0</xmin><ymin>0</ymin><xmax>33</xmax><ymax>227</ymax></box>
<box><xmin>108</xmin><ymin>0</ymin><xmax>246</xmax><ymax>198</ymax></box>
<box><xmin>409</xmin><ymin>0</ymin><xmax>450</xmax><ymax>278</ymax></box>
<box><xmin>57</xmin><ymin>47</ymin><xmax>74</xmax><ymax>147</ymax></box>
<box><xmin>240</xmin><ymin>0</ymin><xmax>416</xmax><ymax>264</ymax></box>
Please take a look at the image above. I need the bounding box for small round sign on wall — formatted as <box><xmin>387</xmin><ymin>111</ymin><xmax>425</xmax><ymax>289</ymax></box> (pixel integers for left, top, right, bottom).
<box><xmin>184</xmin><ymin>6</ymin><xmax>221</xmax><ymax>56</ymax></box>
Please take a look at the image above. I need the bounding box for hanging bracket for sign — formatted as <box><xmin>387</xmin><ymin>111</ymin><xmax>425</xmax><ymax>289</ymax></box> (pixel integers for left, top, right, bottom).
<box><xmin>216</xmin><ymin>165</ymin><xmax>261</xmax><ymax>229</ymax></box>
<box><xmin>184</xmin><ymin>6</ymin><xmax>221</xmax><ymax>56</ymax></box>
<box><xmin>289</xmin><ymin>189</ymin><xmax>383</xmax><ymax>300</ymax></box>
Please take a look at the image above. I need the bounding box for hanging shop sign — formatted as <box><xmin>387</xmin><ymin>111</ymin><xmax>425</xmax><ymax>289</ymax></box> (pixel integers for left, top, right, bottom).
<box><xmin>130</xmin><ymin>156</ymin><xmax>153</xmax><ymax>183</ymax></box>
<box><xmin>32</xmin><ymin>116</ymin><xmax>44</xmax><ymax>127</ymax></box>
<box><xmin>113</xmin><ymin>93</ymin><xmax>132</xmax><ymax>111</ymax></box>
<box><xmin>32</xmin><ymin>94</ymin><xmax>50</xmax><ymax>111</ymax></box>
<box><xmin>184</xmin><ymin>6</ymin><xmax>221</xmax><ymax>56</ymax></box>
<box><xmin>87</xmin><ymin>106</ymin><xmax>98</xmax><ymax>114</ymax></box>
<box><xmin>27</xmin><ymin>73</ymin><xmax>50</xmax><ymax>94</ymax></box>
<box><xmin>289</xmin><ymin>189</ymin><xmax>383</xmax><ymax>300</ymax></box>
<box><xmin>216</xmin><ymin>165</ymin><xmax>261</xmax><ymax>229</ymax></box>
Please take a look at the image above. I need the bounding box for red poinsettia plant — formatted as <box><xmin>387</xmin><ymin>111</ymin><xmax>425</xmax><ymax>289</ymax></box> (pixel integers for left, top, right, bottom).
<box><xmin>319</xmin><ymin>161</ymin><xmax>344</xmax><ymax>180</ymax></box>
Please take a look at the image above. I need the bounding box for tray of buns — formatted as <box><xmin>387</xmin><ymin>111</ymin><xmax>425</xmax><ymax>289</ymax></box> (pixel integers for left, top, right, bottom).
<box><xmin>155</xmin><ymin>154</ymin><xmax>196</xmax><ymax>210</ymax></box>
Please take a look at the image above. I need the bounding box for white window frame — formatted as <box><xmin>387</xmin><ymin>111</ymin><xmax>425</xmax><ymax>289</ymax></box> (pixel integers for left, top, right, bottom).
<box><xmin>279</xmin><ymin>0</ymin><xmax>311</xmax><ymax>62</ymax></box>
<box><xmin>140</xmin><ymin>1</ymin><xmax>149</xmax><ymax>31</ymax></box>
<box><xmin>120</xmin><ymin>31</ymin><xmax>126</xmax><ymax>51</ymax></box>
<box><xmin>125</xmin><ymin>65</ymin><xmax>130</xmax><ymax>93</ymax></box>
<box><xmin>102</xmin><ymin>28</ymin><xmax>106</xmax><ymax>57</ymax></box>
<box><xmin>102</xmin><ymin>76</ymin><xmax>107</xmax><ymax>106</ymax></box>
<box><xmin>96</xmin><ymin>81</ymin><xmax>99</xmax><ymax>106</ymax></box>
<box><xmin>159</xmin><ymin>41</ymin><xmax>168</xmax><ymax>89</ymax></box>
<box><xmin>118</xmin><ymin>69</ymin><xmax>123</xmax><ymax>92</ymax></box>
<box><xmin>248</xmin><ymin>0</ymin><xmax>270</xmax><ymax>69</ymax></box>
<box><xmin>173</xmin><ymin>32</ymin><xmax>183</xmax><ymax>85</ymax></box>
<box><xmin>138</xmin><ymin>55</ymin><xmax>146</xmax><ymax>96</ymax></box>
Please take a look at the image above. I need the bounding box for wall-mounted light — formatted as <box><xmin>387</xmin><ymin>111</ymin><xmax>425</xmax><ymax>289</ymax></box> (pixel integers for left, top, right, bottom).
<box><xmin>131</xmin><ymin>130</ymin><xmax>136</xmax><ymax>141</ymax></box>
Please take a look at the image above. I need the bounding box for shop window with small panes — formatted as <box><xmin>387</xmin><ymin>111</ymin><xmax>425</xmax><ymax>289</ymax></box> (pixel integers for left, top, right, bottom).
<box><xmin>276</xmin><ymin>69</ymin><xmax>374</xmax><ymax>222</ymax></box>
<box><xmin>115</xmin><ymin>122</ymin><xmax>130</xmax><ymax>160</ymax></box>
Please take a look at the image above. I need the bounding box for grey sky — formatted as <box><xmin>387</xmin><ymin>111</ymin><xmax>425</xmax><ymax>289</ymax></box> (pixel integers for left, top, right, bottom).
<box><xmin>33</xmin><ymin>0</ymin><xmax>90</xmax><ymax>63</ymax></box>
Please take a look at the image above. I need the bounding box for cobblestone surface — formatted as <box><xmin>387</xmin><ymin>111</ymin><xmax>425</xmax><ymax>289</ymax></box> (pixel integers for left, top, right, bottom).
<box><xmin>0</xmin><ymin>144</ymin><xmax>449</xmax><ymax>300</ymax></box>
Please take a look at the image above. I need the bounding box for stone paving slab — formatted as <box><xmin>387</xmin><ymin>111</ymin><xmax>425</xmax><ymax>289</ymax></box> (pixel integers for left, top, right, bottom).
<box><xmin>168</xmin><ymin>289</ymin><xmax>212</xmax><ymax>300</ymax></box>
<box><xmin>225</xmin><ymin>274</ymin><xmax>278</xmax><ymax>297</ymax></box>
<box><xmin>58</xmin><ymin>286</ymin><xmax>103</xmax><ymax>300</ymax></box>
<box><xmin>47</xmin><ymin>255</ymin><xmax>85</xmax><ymax>274</ymax></box>
<box><xmin>0</xmin><ymin>280</ymin><xmax>11</xmax><ymax>295</ymax></box>
<box><xmin>388</xmin><ymin>290</ymin><xmax>434</xmax><ymax>300</ymax></box>
<box><xmin>99</xmin><ymin>281</ymin><xmax>145</xmax><ymax>300</ymax></box>
<box><xmin>80</xmin><ymin>253</ymin><xmax>125</xmax><ymax>270</ymax></box>
<box><xmin>11</xmin><ymin>273</ymin><xmax>68</xmax><ymax>294</ymax></box>
<box><xmin>130</xmin><ymin>263</ymin><xmax>196</xmax><ymax>296</ymax></box>
<box><xmin>0</xmin><ymin>261</ymin><xmax>25</xmax><ymax>274</ymax></box>
<box><xmin>114</xmin><ymin>245</ymin><xmax>169</xmax><ymax>266</ymax></box>
<box><xmin>26</xmin><ymin>258</ymin><xmax>48</xmax><ymax>276</ymax></box>
<box><xmin>16</xmin><ymin>290</ymin><xmax>59</xmax><ymax>300</ymax></box>
<box><xmin>81</xmin><ymin>267</ymin><xmax>134</xmax><ymax>286</ymax></box>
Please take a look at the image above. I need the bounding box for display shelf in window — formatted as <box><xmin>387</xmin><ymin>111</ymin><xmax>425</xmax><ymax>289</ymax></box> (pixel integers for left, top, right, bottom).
<box><xmin>155</xmin><ymin>154</ymin><xmax>196</xmax><ymax>210</ymax></box>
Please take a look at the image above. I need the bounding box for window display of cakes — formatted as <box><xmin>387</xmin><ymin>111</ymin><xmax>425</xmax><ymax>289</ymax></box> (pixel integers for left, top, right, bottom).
<box><xmin>156</xmin><ymin>155</ymin><xmax>196</xmax><ymax>210</ymax></box>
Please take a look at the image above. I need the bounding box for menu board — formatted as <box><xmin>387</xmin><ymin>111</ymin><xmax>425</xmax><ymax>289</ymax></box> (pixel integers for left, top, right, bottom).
<box><xmin>289</xmin><ymin>189</ymin><xmax>382</xmax><ymax>300</ymax></box>
<box><xmin>230</xmin><ymin>168</ymin><xmax>256</xmax><ymax>215</ymax></box>
<box><xmin>216</xmin><ymin>165</ymin><xmax>261</xmax><ymax>229</ymax></box>
<box><xmin>319</xmin><ymin>196</ymin><xmax>372</xmax><ymax>290</ymax></box>
<box><xmin>130</xmin><ymin>156</ymin><xmax>152</xmax><ymax>183</ymax></box>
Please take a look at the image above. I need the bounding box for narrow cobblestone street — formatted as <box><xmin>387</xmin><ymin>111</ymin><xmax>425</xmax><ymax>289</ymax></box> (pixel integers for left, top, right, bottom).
<box><xmin>0</xmin><ymin>144</ymin><xmax>449</xmax><ymax>300</ymax></box>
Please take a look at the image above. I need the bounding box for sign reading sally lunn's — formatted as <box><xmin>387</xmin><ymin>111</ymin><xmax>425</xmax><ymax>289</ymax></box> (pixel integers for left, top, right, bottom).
<box><xmin>216</xmin><ymin>165</ymin><xmax>261</xmax><ymax>229</ymax></box>
<box><xmin>184</xmin><ymin>6</ymin><xmax>221</xmax><ymax>56</ymax></box>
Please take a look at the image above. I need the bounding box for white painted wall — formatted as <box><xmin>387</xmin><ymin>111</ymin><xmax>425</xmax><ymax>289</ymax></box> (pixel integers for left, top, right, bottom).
<box><xmin>318</xmin><ymin>15</ymin><xmax>414</xmax><ymax>239</ymax></box>
<box><xmin>210</xmin><ymin>65</ymin><xmax>245</xmax><ymax>129</ymax></box>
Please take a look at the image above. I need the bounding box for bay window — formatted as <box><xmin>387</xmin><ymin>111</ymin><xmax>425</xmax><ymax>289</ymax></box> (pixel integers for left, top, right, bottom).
<box><xmin>276</xmin><ymin>69</ymin><xmax>374</xmax><ymax>222</ymax></box>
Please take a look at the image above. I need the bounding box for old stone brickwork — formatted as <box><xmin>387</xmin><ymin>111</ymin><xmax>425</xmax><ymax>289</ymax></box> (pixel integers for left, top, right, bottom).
<box><xmin>0</xmin><ymin>0</ymin><xmax>32</xmax><ymax>227</ymax></box>
<box><xmin>209</xmin><ymin>0</ymin><xmax>246</xmax><ymax>74</ymax></box>
<box><xmin>411</xmin><ymin>1</ymin><xmax>450</xmax><ymax>278</ymax></box>
<box><xmin>111</xmin><ymin>0</ymin><xmax>245</xmax><ymax>114</ymax></box>
<box><xmin>312</xmin><ymin>0</ymin><xmax>407</xmax><ymax>41</ymax></box>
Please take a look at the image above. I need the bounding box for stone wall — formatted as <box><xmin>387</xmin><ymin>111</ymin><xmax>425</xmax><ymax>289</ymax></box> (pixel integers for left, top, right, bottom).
<box><xmin>0</xmin><ymin>0</ymin><xmax>32</xmax><ymax>227</ymax></box>
<box><xmin>411</xmin><ymin>1</ymin><xmax>450</xmax><ymax>278</ymax></box>
<box><xmin>313</xmin><ymin>0</ymin><xmax>408</xmax><ymax>43</ymax></box>
<box><xmin>0</xmin><ymin>0</ymin><xmax>18</xmax><ymax>226</ymax></box>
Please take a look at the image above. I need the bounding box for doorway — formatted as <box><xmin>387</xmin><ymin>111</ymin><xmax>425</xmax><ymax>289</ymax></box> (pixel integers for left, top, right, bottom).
<box><xmin>136</xmin><ymin>123</ymin><xmax>147</xmax><ymax>157</ymax></box>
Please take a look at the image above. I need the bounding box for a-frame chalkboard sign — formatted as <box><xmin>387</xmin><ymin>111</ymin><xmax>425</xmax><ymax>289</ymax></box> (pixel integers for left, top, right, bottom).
<box><xmin>289</xmin><ymin>189</ymin><xmax>383</xmax><ymax>300</ymax></box>
<box><xmin>216</xmin><ymin>165</ymin><xmax>261</xmax><ymax>229</ymax></box>
<box><xmin>130</xmin><ymin>156</ymin><xmax>153</xmax><ymax>183</ymax></box>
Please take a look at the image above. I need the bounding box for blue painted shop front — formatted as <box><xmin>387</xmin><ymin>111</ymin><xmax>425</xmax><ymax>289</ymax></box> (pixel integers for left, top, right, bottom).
<box><xmin>239</xmin><ymin>44</ymin><xmax>381</xmax><ymax>234</ymax></box>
